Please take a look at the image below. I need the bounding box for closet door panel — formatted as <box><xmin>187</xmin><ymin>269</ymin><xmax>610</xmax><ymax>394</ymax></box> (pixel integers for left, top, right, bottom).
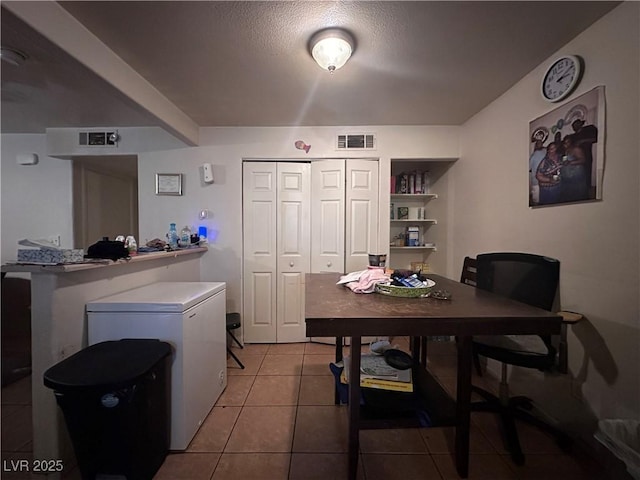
<box><xmin>345</xmin><ymin>160</ymin><xmax>379</xmax><ymax>273</ymax></box>
<box><xmin>243</xmin><ymin>163</ymin><xmax>277</xmax><ymax>343</ymax></box>
<box><xmin>311</xmin><ymin>160</ymin><xmax>345</xmax><ymax>273</ymax></box>
<box><xmin>249</xmin><ymin>273</ymin><xmax>274</xmax><ymax>327</ymax></box>
<box><xmin>276</xmin><ymin>163</ymin><xmax>310</xmax><ymax>343</ymax></box>
<box><xmin>348</xmin><ymin>200</ymin><xmax>372</xmax><ymax>253</ymax></box>
<box><xmin>278</xmin><ymin>272</ymin><xmax>305</xmax><ymax>343</ymax></box>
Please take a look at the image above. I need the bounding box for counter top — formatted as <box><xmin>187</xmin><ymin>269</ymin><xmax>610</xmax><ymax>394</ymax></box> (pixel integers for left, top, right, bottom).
<box><xmin>13</xmin><ymin>243</ymin><xmax>207</xmax><ymax>464</ymax></box>
<box><xmin>1</xmin><ymin>246</ymin><xmax>207</xmax><ymax>274</ymax></box>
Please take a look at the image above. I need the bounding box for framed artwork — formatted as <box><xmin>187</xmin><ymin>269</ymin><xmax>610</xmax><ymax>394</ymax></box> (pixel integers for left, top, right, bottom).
<box><xmin>529</xmin><ymin>86</ymin><xmax>605</xmax><ymax>207</ymax></box>
<box><xmin>156</xmin><ymin>173</ymin><xmax>183</xmax><ymax>196</ymax></box>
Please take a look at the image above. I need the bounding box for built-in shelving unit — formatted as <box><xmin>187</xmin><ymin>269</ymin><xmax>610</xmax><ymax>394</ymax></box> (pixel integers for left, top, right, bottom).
<box><xmin>389</xmin><ymin>159</ymin><xmax>457</xmax><ymax>273</ymax></box>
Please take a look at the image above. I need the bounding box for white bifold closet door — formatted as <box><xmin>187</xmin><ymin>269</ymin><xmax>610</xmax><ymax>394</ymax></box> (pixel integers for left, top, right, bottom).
<box><xmin>310</xmin><ymin>159</ymin><xmax>379</xmax><ymax>344</ymax></box>
<box><xmin>311</xmin><ymin>159</ymin><xmax>379</xmax><ymax>273</ymax></box>
<box><xmin>243</xmin><ymin>162</ymin><xmax>310</xmax><ymax>343</ymax></box>
<box><xmin>243</xmin><ymin>159</ymin><xmax>378</xmax><ymax>343</ymax></box>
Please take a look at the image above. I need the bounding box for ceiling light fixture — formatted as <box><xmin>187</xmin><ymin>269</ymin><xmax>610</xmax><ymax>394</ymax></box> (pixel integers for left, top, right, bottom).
<box><xmin>0</xmin><ymin>47</ymin><xmax>28</xmax><ymax>67</ymax></box>
<box><xmin>309</xmin><ymin>28</ymin><xmax>355</xmax><ymax>74</ymax></box>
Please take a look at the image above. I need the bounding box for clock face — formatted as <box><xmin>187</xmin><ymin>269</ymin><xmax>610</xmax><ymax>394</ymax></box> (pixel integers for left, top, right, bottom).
<box><xmin>541</xmin><ymin>55</ymin><xmax>582</xmax><ymax>102</ymax></box>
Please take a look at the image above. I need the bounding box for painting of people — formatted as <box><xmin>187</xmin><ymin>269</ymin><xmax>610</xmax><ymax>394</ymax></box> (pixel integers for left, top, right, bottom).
<box><xmin>529</xmin><ymin>86</ymin><xmax>605</xmax><ymax>207</ymax></box>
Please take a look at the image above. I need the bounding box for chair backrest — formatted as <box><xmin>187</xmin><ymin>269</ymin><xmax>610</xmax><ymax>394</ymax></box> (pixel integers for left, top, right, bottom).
<box><xmin>476</xmin><ymin>252</ymin><xmax>559</xmax><ymax>312</ymax></box>
<box><xmin>460</xmin><ymin>256</ymin><xmax>477</xmax><ymax>286</ymax></box>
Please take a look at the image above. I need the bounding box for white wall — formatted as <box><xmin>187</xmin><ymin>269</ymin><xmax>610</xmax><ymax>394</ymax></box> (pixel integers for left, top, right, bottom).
<box><xmin>0</xmin><ymin>127</ymin><xmax>186</xmax><ymax>266</ymax></box>
<box><xmin>454</xmin><ymin>0</ymin><xmax>639</xmax><ymax>439</ymax></box>
<box><xmin>46</xmin><ymin>126</ymin><xmax>187</xmax><ymax>158</ymax></box>
<box><xmin>137</xmin><ymin>125</ymin><xmax>460</xmax><ymax>315</ymax></box>
<box><xmin>3</xmin><ymin>3</ymin><xmax>636</xmax><ymax>453</ymax></box>
<box><xmin>1</xmin><ymin>134</ymin><xmax>73</xmax><ymax>265</ymax></box>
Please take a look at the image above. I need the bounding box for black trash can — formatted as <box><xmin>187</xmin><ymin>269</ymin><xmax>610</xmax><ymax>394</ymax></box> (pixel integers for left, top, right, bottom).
<box><xmin>44</xmin><ymin>339</ymin><xmax>172</xmax><ymax>480</ymax></box>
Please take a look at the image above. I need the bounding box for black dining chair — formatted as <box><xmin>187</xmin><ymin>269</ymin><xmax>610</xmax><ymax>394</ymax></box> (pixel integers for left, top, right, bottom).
<box><xmin>470</xmin><ymin>252</ymin><xmax>572</xmax><ymax>465</ymax></box>
<box><xmin>460</xmin><ymin>256</ymin><xmax>478</xmax><ymax>286</ymax></box>
<box><xmin>226</xmin><ymin>312</ymin><xmax>245</xmax><ymax>369</ymax></box>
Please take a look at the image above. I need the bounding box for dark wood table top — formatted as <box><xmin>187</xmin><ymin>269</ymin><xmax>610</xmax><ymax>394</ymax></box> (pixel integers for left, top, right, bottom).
<box><xmin>305</xmin><ymin>272</ymin><xmax>561</xmax><ymax>337</ymax></box>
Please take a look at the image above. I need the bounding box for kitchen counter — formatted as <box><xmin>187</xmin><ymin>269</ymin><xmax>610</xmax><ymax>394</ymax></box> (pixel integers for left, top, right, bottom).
<box><xmin>2</xmin><ymin>246</ymin><xmax>208</xmax><ymax>477</ymax></box>
<box><xmin>2</xmin><ymin>246</ymin><xmax>208</xmax><ymax>274</ymax></box>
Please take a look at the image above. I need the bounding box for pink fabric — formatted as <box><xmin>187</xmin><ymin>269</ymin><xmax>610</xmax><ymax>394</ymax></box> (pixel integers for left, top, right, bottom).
<box><xmin>343</xmin><ymin>268</ymin><xmax>389</xmax><ymax>293</ymax></box>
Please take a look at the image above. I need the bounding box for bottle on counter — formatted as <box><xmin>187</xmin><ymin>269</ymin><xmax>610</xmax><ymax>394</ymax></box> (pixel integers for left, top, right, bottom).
<box><xmin>180</xmin><ymin>225</ymin><xmax>192</xmax><ymax>247</ymax></box>
<box><xmin>167</xmin><ymin>223</ymin><xmax>179</xmax><ymax>249</ymax></box>
<box><xmin>125</xmin><ymin>235</ymin><xmax>137</xmax><ymax>256</ymax></box>
<box><xmin>198</xmin><ymin>226</ymin><xmax>208</xmax><ymax>244</ymax></box>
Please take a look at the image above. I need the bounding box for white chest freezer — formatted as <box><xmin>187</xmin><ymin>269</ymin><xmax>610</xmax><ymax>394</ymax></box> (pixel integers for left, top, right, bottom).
<box><xmin>87</xmin><ymin>282</ymin><xmax>227</xmax><ymax>450</ymax></box>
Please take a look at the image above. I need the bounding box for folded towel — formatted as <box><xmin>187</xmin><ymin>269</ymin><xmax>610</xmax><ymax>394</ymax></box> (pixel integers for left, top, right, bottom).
<box><xmin>337</xmin><ymin>269</ymin><xmax>367</xmax><ymax>285</ymax></box>
<box><xmin>343</xmin><ymin>268</ymin><xmax>389</xmax><ymax>294</ymax></box>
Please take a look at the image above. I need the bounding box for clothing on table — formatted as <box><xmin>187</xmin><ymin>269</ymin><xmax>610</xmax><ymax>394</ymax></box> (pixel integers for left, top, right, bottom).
<box><xmin>337</xmin><ymin>268</ymin><xmax>389</xmax><ymax>294</ymax></box>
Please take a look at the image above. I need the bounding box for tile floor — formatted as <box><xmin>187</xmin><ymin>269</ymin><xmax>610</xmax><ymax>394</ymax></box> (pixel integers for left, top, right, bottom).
<box><xmin>1</xmin><ymin>338</ymin><xmax>619</xmax><ymax>479</ymax></box>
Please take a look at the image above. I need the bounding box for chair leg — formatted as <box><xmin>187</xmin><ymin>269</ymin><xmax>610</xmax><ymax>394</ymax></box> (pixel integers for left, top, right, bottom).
<box><xmin>500</xmin><ymin>408</ymin><xmax>525</xmax><ymax>465</ymax></box>
<box><xmin>513</xmin><ymin>406</ymin><xmax>572</xmax><ymax>451</ymax></box>
<box><xmin>227</xmin><ymin>329</ymin><xmax>244</xmax><ymax>349</ymax></box>
<box><xmin>227</xmin><ymin>347</ymin><xmax>245</xmax><ymax>369</ymax></box>
<box><xmin>472</xmin><ymin>384</ymin><xmax>499</xmax><ymax>403</ymax></box>
<box><xmin>472</xmin><ymin>391</ymin><xmax>525</xmax><ymax>465</ymax></box>
<box><xmin>472</xmin><ymin>387</ymin><xmax>572</xmax><ymax>465</ymax></box>
<box><xmin>472</xmin><ymin>363</ymin><xmax>526</xmax><ymax>465</ymax></box>
<box><xmin>473</xmin><ymin>351</ymin><xmax>483</xmax><ymax>376</ymax></box>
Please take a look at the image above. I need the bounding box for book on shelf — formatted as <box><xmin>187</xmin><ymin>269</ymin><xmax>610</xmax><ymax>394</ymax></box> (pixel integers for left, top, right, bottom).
<box><xmin>399</xmin><ymin>174</ymin><xmax>409</xmax><ymax>194</ymax></box>
<box><xmin>392</xmin><ymin>170</ymin><xmax>431</xmax><ymax>195</ymax></box>
<box><xmin>341</xmin><ymin>354</ymin><xmax>414</xmax><ymax>392</ymax></box>
<box><xmin>360</xmin><ymin>376</ymin><xmax>414</xmax><ymax>392</ymax></box>
<box><xmin>415</xmin><ymin>172</ymin><xmax>423</xmax><ymax>194</ymax></box>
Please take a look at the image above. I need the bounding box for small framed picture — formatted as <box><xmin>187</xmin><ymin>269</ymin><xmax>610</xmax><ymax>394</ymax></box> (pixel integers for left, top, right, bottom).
<box><xmin>156</xmin><ymin>173</ymin><xmax>183</xmax><ymax>196</ymax></box>
<box><xmin>397</xmin><ymin>207</ymin><xmax>409</xmax><ymax>220</ymax></box>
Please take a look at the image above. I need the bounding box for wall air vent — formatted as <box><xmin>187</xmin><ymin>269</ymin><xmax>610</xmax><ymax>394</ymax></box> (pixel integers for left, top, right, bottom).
<box><xmin>336</xmin><ymin>133</ymin><xmax>376</xmax><ymax>150</ymax></box>
<box><xmin>78</xmin><ymin>131</ymin><xmax>119</xmax><ymax>147</ymax></box>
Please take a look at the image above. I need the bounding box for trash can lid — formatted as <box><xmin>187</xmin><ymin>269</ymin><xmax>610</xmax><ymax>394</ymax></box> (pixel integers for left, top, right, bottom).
<box><xmin>43</xmin><ymin>339</ymin><xmax>172</xmax><ymax>392</ymax></box>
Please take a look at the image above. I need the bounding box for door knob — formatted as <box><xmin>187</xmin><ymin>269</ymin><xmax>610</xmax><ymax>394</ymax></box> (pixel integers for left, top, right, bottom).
<box><xmin>327</xmin><ymin>262</ymin><xmax>332</xmax><ymax>267</ymax></box>
<box><xmin>289</xmin><ymin>262</ymin><xmax>294</xmax><ymax>267</ymax></box>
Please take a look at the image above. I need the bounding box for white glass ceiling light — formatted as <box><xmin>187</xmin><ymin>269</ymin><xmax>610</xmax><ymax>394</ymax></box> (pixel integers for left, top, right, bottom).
<box><xmin>0</xmin><ymin>47</ymin><xmax>28</xmax><ymax>67</ymax></box>
<box><xmin>310</xmin><ymin>28</ymin><xmax>354</xmax><ymax>73</ymax></box>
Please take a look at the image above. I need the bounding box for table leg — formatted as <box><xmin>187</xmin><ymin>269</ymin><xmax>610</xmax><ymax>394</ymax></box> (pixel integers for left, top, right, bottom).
<box><xmin>335</xmin><ymin>336</ymin><xmax>343</xmax><ymax>405</ymax></box>
<box><xmin>348</xmin><ymin>336</ymin><xmax>361</xmax><ymax>480</ymax></box>
<box><xmin>455</xmin><ymin>335</ymin><xmax>472</xmax><ymax>478</ymax></box>
<box><xmin>411</xmin><ymin>336</ymin><xmax>420</xmax><ymax>362</ymax></box>
<box><xmin>420</xmin><ymin>336</ymin><xmax>427</xmax><ymax>367</ymax></box>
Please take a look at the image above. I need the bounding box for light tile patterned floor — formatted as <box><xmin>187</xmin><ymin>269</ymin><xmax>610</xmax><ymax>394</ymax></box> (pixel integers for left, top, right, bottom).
<box><xmin>1</xmin><ymin>338</ymin><xmax>620</xmax><ymax>479</ymax></box>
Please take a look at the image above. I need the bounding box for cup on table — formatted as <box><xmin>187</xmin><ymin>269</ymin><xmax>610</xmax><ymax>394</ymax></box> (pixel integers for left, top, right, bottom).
<box><xmin>368</xmin><ymin>254</ymin><xmax>387</xmax><ymax>268</ymax></box>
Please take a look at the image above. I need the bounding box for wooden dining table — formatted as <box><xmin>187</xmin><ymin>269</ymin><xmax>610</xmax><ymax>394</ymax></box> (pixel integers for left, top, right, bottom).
<box><xmin>304</xmin><ymin>272</ymin><xmax>562</xmax><ymax>479</ymax></box>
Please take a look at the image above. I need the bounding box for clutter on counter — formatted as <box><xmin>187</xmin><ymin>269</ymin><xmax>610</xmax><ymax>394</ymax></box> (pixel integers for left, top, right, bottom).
<box><xmin>17</xmin><ymin>238</ymin><xmax>84</xmax><ymax>265</ymax></box>
<box><xmin>14</xmin><ymin>222</ymin><xmax>206</xmax><ymax>266</ymax></box>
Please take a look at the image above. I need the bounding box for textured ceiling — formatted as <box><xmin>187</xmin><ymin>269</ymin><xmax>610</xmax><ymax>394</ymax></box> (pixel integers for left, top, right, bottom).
<box><xmin>1</xmin><ymin>1</ymin><xmax>620</xmax><ymax>135</ymax></box>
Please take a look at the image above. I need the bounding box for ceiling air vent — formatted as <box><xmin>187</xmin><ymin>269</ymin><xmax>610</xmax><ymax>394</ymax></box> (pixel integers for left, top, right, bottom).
<box><xmin>336</xmin><ymin>133</ymin><xmax>376</xmax><ymax>151</ymax></box>
<box><xmin>78</xmin><ymin>131</ymin><xmax>119</xmax><ymax>147</ymax></box>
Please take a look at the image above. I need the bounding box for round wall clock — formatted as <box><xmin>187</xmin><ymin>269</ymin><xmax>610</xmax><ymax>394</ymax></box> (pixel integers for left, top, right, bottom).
<box><xmin>541</xmin><ymin>55</ymin><xmax>582</xmax><ymax>103</ymax></box>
